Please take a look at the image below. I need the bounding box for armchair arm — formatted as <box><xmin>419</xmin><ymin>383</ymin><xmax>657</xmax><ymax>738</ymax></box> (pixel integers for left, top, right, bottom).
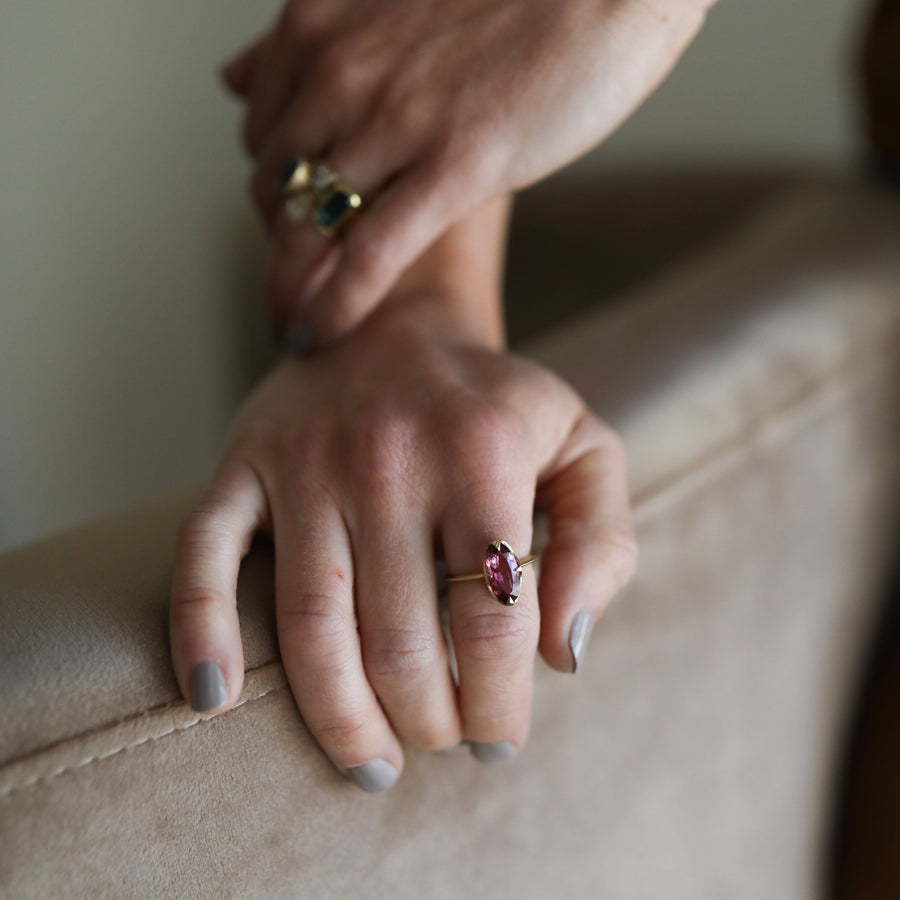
<box><xmin>3</xmin><ymin>179</ymin><xmax>900</xmax><ymax>899</ymax></box>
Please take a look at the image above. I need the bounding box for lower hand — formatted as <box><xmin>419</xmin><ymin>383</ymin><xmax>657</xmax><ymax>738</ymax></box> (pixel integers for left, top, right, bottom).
<box><xmin>169</xmin><ymin>199</ymin><xmax>636</xmax><ymax>791</ymax></box>
<box><xmin>169</xmin><ymin>296</ymin><xmax>635</xmax><ymax>791</ymax></box>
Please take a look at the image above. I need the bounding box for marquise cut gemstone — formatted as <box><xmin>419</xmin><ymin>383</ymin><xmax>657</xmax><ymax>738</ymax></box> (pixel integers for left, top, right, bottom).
<box><xmin>484</xmin><ymin>541</ymin><xmax>522</xmax><ymax>605</ymax></box>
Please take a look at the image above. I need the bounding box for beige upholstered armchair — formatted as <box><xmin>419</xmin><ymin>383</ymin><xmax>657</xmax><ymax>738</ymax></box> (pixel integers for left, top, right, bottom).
<box><xmin>3</xmin><ymin>165</ymin><xmax>900</xmax><ymax>897</ymax></box>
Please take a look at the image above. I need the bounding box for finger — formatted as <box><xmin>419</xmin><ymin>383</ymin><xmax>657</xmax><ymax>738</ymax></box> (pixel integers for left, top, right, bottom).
<box><xmin>536</xmin><ymin>413</ymin><xmax>638</xmax><ymax>674</ymax></box>
<box><xmin>258</xmin><ymin>131</ymin><xmax>414</xmax><ymax>333</ymax></box>
<box><xmin>243</xmin><ymin>40</ymin><xmax>302</xmax><ymax>158</ymax></box>
<box><xmin>275</xmin><ymin>494</ymin><xmax>403</xmax><ymax>793</ymax></box>
<box><xmin>307</xmin><ymin>160</ymin><xmax>475</xmax><ymax>346</ymax></box>
<box><xmin>444</xmin><ymin>453</ymin><xmax>538</xmax><ymax>764</ymax></box>
<box><xmin>242</xmin><ymin>0</ymin><xmax>347</xmax><ymax>152</ymax></box>
<box><xmin>251</xmin><ymin>90</ymin><xmax>396</xmax><ymax>228</ymax></box>
<box><xmin>355</xmin><ymin>504</ymin><xmax>461</xmax><ymax>751</ymax></box>
<box><xmin>222</xmin><ymin>33</ymin><xmax>270</xmax><ymax>98</ymax></box>
<box><xmin>266</xmin><ymin>231</ymin><xmax>339</xmax><ymax>333</ymax></box>
<box><xmin>169</xmin><ymin>461</ymin><xmax>268</xmax><ymax>714</ymax></box>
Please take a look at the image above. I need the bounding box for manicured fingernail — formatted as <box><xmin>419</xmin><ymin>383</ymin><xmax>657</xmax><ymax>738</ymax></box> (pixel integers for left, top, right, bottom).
<box><xmin>283</xmin><ymin>321</ymin><xmax>316</xmax><ymax>357</ymax></box>
<box><xmin>347</xmin><ymin>759</ymin><xmax>399</xmax><ymax>793</ymax></box>
<box><xmin>190</xmin><ymin>660</ymin><xmax>227</xmax><ymax>712</ymax></box>
<box><xmin>469</xmin><ymin>741</ymin><xmax>517</xmax><ymax>764</ymax></box>
<box><xmin>568</xmin><ymin>609</ymin><xmax>594</xmax><ymax>674</ymax></box>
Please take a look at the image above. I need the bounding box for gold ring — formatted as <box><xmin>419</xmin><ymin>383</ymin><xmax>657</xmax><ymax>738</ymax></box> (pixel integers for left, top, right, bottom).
<box><xmin>280</xmin><ymin>155</ymin><xmax>362</xmax><ymax>238</ymax></box>
<box><xmin>446</xmin><ymin>540</ymin><xmax>537</xmax><ymax>606</ymax></box>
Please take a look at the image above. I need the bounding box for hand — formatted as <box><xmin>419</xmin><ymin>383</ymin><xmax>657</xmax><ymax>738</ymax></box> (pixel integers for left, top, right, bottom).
<box><xmin>224</xmin><ymin>0</ymin><xmax>711</xmax><ymax>343</ymax></box>
<box><xmin>168</xmin><ymin>290</ymin><xmax>636</xmax><ymax>792</ymax></box>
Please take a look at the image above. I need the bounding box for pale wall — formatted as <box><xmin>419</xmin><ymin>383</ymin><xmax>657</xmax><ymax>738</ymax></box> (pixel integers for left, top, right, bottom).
<box><xmin>0</xmin><ymin>0</ymin><xmax>865</xmax><ymax>550</ymax></box>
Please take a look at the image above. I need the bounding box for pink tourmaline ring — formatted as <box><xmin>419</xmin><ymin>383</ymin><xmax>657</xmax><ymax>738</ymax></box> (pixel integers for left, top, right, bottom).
<box><xmin>445</xmin><ymin>540</ymin><xmax>537</xmax><ymax>606</ymax></box>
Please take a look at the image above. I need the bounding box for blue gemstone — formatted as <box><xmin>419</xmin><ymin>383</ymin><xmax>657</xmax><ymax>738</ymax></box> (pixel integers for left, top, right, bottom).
<box><xmin>316</xmin><ymin>190</ymin><xmax>354</xmax><ymax>230</ymax></box>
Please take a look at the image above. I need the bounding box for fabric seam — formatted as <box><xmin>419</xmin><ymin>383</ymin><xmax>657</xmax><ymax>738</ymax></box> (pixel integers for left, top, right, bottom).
<box><xmin>0</xmin><ymin>677</ymin><xmax>287</xmax><ymax>801</ymax></box>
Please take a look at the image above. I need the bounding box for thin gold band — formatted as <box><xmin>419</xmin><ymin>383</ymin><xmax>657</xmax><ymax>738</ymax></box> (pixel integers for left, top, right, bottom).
<box><xmin>445</xmin><ymin>554</ymin><xmax>537</xmax><ymax>583</ymax></box>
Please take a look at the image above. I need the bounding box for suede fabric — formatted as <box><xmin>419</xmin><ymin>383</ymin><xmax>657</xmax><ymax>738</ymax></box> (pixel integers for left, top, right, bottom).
<box><xmin>2</xmin><ymin>182</ymin><xmax>900</xmax><ymax>898</ymax></box>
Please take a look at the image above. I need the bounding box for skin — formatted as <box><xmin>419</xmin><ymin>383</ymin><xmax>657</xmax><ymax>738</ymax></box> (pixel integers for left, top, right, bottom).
<box><xmin>223</xmin><ymin>0</ymin><xmax>716</xmax><ymax>345</ymax></box>
<box><xmin>169</xmin><ymin>200</ymin><xmax>637</xmax><ymax>783</ymax></box>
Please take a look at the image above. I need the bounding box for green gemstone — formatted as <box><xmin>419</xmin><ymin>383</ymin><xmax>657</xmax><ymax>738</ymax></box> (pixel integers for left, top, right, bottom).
<box><xmin>316</xmin><ymin>189</ymin><xmax>355</xmax><ymax>230</ymax></box>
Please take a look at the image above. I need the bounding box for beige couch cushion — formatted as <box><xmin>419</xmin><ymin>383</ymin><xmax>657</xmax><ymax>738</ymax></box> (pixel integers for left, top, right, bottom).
<box><xmin>2</xmin><ymin>181</ymin><xmax>900</xmax><ymax>898</ymax></box>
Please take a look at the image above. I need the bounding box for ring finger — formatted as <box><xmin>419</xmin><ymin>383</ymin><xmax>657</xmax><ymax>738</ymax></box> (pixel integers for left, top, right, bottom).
<box><xmin>255</xmin><ymin>112</ymin><xmax>420</xmax><ymax>330</ymax></box>
<box><xmin>443</xmin><ymin>479</ymin><xmax>539</xmax><ymax>764</ymax></box>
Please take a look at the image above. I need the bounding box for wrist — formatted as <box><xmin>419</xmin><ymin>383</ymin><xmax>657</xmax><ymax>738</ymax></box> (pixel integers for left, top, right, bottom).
<box><xmin>387</xmin><ymin>196</ymin><xmax>512</xmax><ymax>350</ymax></box>
<box><xmin>367</xmin><ymin>285</ymin><xmax>504</xmax><ymax>355</ymax></box>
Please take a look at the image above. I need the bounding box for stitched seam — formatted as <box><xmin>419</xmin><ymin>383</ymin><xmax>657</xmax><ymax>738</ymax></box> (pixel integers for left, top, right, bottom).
<box><xmin>0</xmin><ymin>681</ymin><xmax>288</xmax><ymax>801</ymax></box>
<box><xmin>2</xmin><ymin>325</ymin><xmax>899</xmax><ymax>798</ymax></box>
<box><xmin>0</xmin><ymin>658</ymin><xmax>284</xmax><ymax>769</ymax></box>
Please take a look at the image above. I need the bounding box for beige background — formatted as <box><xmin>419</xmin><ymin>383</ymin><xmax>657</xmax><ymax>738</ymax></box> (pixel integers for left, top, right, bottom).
<box><xmin>0</xmin><ymin>0</ymin><xmax>865</xmax><ymax>551</ymax></box>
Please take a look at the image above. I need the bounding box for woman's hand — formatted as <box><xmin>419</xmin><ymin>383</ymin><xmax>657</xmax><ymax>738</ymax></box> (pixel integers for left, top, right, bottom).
<box><xmin>225</xmin><ymin>0</ymin><xmax>712</xmax><ymax>343</ymax></box>
<box><xmin>168</xmin><ymin>293</ymin><xmax>636</xmax><ymax>791</ymax></box>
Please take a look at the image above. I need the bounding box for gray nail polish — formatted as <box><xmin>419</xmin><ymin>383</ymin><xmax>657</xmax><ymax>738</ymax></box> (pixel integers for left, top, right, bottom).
<box><xmin>568</xmin><ymin>609</ymin><xmax>595</xmax><ymax>674</ymax></box>
<box><xmin>190</xmin><ymin>660</ymin><xmax>227</xmax><ymax>712</ymax></box>
<box><xmin>469</xmin><ymin>741</ymin><xmax>517</xmax><ymax>764</ymax></box>
<box><xmin>283</xmin><ymin>321</ymin><xmax>316</xmax><ymax>356</ymax></box>
<box><xmin>348</xmin><ymin>759</ymin><xmax>399</xmax><ymax>793</ymax></box>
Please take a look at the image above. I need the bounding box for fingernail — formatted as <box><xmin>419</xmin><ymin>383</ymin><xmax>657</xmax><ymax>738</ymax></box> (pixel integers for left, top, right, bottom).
<box><xmin>283</xmin><ymin>321</ymin><xmax>317</xmax><ymax>357</ymax></box>
<box><xmin>469</xmin><ymin>741</ymin><xmax>518</xmax><ymax>764</ymax></box>
<box><xmin>568</xmin><ymin>609</ymin><xmax>595</xmax><ymax>674</ymax></box>
<box><xmin>190</xmin><ymin>660</ymin><xmax>227</xmax><ymax>712</ymax></box>
<box><xmin>347</xmin><ymin>759</ymin><xmax>399</xmax><ymax>793</ymax></box>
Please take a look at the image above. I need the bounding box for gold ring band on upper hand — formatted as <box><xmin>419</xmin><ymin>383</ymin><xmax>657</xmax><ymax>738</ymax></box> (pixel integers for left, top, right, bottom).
<box><xmin>445</xmin><ymin>539</ymin><xmax>537</xmax><ymax>606</ymax></box>
<box><xmin>280</xmin><ymin>155</ymin><xmax>362</xmax><ymax>238</ymax></box>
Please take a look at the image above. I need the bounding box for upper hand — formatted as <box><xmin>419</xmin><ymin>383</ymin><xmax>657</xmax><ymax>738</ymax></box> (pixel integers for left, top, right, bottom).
<box><xmin>225</xmin><ymin>0</ymin><xmax>710</xmax><ymax>344</ymax></box>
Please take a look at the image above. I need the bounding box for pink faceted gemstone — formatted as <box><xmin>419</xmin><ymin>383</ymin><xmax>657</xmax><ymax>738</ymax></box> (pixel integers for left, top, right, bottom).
<box><xmin>484</xmin><ymin>541</ymin><xmax>522</xmax><ymax>605</ymax></box>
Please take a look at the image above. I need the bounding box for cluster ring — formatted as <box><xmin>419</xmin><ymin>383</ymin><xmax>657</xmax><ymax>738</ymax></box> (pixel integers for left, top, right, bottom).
<box><xmin>280</xmin><ymin>155</ymin><xmax>362</xmax><ymax>238</ymax></box>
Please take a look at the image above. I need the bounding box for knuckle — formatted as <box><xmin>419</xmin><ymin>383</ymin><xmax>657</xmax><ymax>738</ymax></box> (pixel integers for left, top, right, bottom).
<box><xmin>176</xmin><ymin>506</ymin><xmax>228</xmax><ymax>554</ymax></box>
<box><xmin>169</xmin><ymin>591</ymin><xmax>219</xmax><ymax>629</ymax></box>
<box><xmin>278</xmin><ymin>591</ymin><xmax>353</xmax><ymax>648</ymax></box>
<box><xmin>351</xmin><ymin>410</ymin><xmax>418</xmax><ymax>486</ymax></box>
<box><xmin>363</xmin><ymin>625</ymin><xmax>440</xmax><ymax>685</ymax></box>
<box><xmin>377</xmin><ymin>81</ymin><xmax>432</xmax><ymax>141</ymax></box>
<box><xmin>458</xmin><ymin>610</ymin><xmax>536</xmax><ymax>664</ymax></box>
<box><xmin>446</xmin><ymin>404</ymin><xmax>526</xmax><ymax>486</ymax></box>
<box><xmin>311</xmin><ymin>710</ymin><xmax>370</xmax><ymax>752</ymax></box>
<box><xmin>311</xmin><ymin>39</ymin><xmax>365</xmax><ymax>98</ymax></box>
